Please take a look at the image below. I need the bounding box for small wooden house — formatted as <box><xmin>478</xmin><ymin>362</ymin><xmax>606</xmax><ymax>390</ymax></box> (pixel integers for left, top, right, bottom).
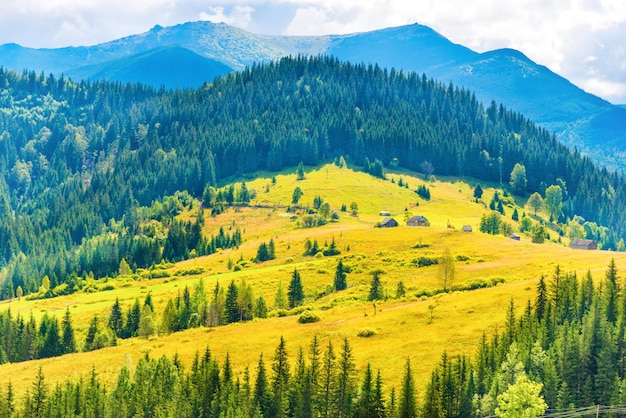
<box><xmin>380</xmin><ymin>217</ymin><xmax>398</xmax><ymax>228</ymax></box>
<box><xmin>407</xmin><ymin>215</ymin><xmax>430</xmax><ymax>227</ymax></box>
<box><xmin>570</xmin><ymin>239</ymin><xmax>597</xmax><ymax>250</ymax></box>
<box><xmin>461</xmin><ymin>225</ymin><xmax>473</xmax><ymax>232</ymax></box>
<box><xmin>509</xmin><ymin>233</ymin><xmax>521</xmax><ymax>241</ymax></box>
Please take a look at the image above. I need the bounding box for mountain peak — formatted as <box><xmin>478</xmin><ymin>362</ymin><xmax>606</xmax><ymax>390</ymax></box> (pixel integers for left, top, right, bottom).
<box><xmin>0</xmin><ymin>20</ymin><xmax>622</xmax><ymax>169</ymax></box>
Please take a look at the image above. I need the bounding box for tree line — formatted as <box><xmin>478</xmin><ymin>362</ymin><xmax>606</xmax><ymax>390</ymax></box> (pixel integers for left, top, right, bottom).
<box><xmin>0</xmin><ymin>309</ymin><xmax>76</xmax><ymax>364</ymax></box>
<box><xmin>421</xmin><ymin>260</ymin><xmax>626</xmax><ymax>417</ymax></box>
<box><xmin>0</xmin><ymin>335</ymin><xmax>421</xmax><ymax>418</ymax></box>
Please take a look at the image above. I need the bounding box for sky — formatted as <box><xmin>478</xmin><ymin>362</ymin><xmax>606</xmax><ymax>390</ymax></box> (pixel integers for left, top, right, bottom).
<box><xmin>1</xmin><ymin>0</ymin><xmax>625</xmax><ymax>103</ymax></box>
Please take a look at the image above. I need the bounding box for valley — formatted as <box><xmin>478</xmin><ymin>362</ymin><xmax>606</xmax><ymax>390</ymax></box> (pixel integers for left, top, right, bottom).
<box><xmin>0</xmin><ymin>164</ymin><xmax>622</xmax><ymax>406</ymax></box>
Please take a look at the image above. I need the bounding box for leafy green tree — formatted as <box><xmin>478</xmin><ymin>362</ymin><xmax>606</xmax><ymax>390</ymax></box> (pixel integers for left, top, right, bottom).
<box><xmin>495</xmin><ymin>375</ymin><xmax>547</xmax><ymax>418</ymax></box>
<box><xmin>274</xmin><ymin>281</ymin><xmax>288</xmax><ymax>309</ymax></box>
<box><xmin>527</xmin><ymin>192</ymin><xmax>544</xmax><ymax>216</ymax></box>
<box><xmin>137</xmin><ymin>304</ymin><xmax>156</xmax><ymax>338</ymax></box>
<box><xmin>238</xmin><ymin>278</ymin><xmax>255</xmax><ymax>322</ymax></box>
<box><xmin>292</xmin><ymin>187</ymin><xmax>304</xmax><ymax>205</ymax></box>
<box><xmin>439</xmin><ymin>247</ymin><xmax>455</xmax><ymax>291</ymax></box>
<box><xmin>160</xmin><ymin>298</ymin><xmax>179</xmax><ymax>333</ymax></box>
<box><xmin>532</xmin><ymin>225</ymin><xmax>547</xmax><ymax>243</ymax></box>
<box><xmin>118</xmin><ymin>258</ymin><xmax>132</xmax><ymax>276</ymax></box>
<box><xmin>319</xmin><ymin>202</ymin><xmax>332</xmax><ymax>219</ymax></box>
<box><xmin>288</xmin><ymin>269</ymin><xmax>304</xmax><ymax>308</ymax></box>
<box><xmin>520</xmin><ymin>216</ymin><xmax>533</xmax><ymax>232</ymax></box>
<box><xmin>567</xmin><ymin>219</ymin><xmax>586</xmax><ymax>240</ymax></box>
<box><xmin>509</xmin><ymin>163</ymin><xmax>527</xmax><ymax>194</ymax></box>
<box><xmin>202</xmin><ymin>185</ymin><xmax>217</xmax><ymax>208</ymax></box>
<box><xmin>350</xmin><ymin>202</ymin><xmax>358</xmax><ymax>216</ymax></box>
<box><xmin>296</xmin><ymin>162</ymin><xmax>306</xmax><ymax>180</ymax></box>
<box><xmin>480</xmin><ymin>211</ymin><xmax>502</xmax><ymax>235</ymax></box>
<box><xmin>544</xmin><ymin>185</ymin><xmax>563</xmax><ymax>221</ymax></box>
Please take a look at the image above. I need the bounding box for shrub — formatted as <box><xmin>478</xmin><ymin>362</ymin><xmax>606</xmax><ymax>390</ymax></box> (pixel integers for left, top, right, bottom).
<box><xmin>147</xmin><ymin>269</ymin><xmax>170</xmax><ymax>279</ymax></box>
<box><xmin>298</xmin><ymin>310</ymin><xmax>321</xmax><ymax>323</ymax></box>
<box><xmin>357</xmin><ymin>328</ymin><xmax>377</xmax><ymax>338</ymax></box>
<box><xmin>413</xmin><ymin>256</ymin><xmax>439</xmax><ymax>267</ymax></box>
<box><xmin>174</xmin><ymin>267</ymin><xmax>206</xmax><ymax>276</ymax></box>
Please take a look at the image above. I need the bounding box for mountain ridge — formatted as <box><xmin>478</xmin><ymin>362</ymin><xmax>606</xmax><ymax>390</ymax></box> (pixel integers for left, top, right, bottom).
<box><xmin>0</xmin><ymin>20</ymin><xmax>625</xmax><ymax>169</ymax></box>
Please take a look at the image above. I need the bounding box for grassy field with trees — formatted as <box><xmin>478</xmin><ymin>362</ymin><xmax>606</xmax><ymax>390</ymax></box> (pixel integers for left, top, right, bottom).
<box><xmin>1</xmin><ymin>164</ymin><xmax>624</xmax><ymax>416</ymax></box>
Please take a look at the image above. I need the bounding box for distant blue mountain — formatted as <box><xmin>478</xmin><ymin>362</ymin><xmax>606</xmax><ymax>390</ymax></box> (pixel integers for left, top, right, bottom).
<box><xmin>1</xmin><ymin>21</ymin><xmax>624</xmax><ymax>169</ymax></box>
<box><xmin>66</xmin><ymin>46</ymin><xmax>232</xmax><ymax>89</ymax></box>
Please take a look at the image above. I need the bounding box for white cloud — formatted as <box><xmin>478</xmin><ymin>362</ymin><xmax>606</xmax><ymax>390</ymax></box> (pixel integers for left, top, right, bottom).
<box><xmin>199</xmin><ymin>5</ymin><xmax>255</xmax><ymax>28</ymax></box>
<box><xmin>577</xmin><ymin>78</ymin><xmax>626</xmax><ymax>103</ymax></box>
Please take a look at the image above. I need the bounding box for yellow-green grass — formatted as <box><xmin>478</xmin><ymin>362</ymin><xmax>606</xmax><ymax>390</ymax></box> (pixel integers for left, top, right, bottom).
<box><xmin>1</xmin><ymin>164</ymin><xmax>623</xmax><ymax>398</ymax></box>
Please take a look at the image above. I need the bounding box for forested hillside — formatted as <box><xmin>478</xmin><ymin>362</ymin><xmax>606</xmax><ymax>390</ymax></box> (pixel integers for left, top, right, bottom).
<box><xmin>0</xmin><ymin>56</ymin><xmax>624</xmax><ymax>298</ymax></box>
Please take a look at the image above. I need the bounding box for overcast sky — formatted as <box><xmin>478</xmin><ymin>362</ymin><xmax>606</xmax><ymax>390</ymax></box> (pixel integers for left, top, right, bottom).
<box><xmin>1</xmin><ymin>0</ymin><xmax>625</xmax><ymax>103</ymax></box>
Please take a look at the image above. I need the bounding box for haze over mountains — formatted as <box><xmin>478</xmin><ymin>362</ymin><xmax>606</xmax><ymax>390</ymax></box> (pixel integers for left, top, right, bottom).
<box><xmin>1</xmin><ymin>20</ymin><xmax>625</xmax><ymax>169</ymax></box>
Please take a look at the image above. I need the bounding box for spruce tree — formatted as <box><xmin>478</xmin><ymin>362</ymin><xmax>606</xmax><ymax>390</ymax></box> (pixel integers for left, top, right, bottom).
<box><xmin>368</xmin><ymin>270</ymin><xmax>384</xmax><ymax>301</ymax></box>
<box><xmin>398</xmin><ymin>358</ymin><xmax>417</xmax><ymax>418</ymax></box>
<box><xmin>225</xmin><ymin>280</ymin><xmax>240</xmax><ymax>323</ymax></box>
<box><xmin>254</xmin><ymin>353</ymin><xmax>272</xmax><ymax>417</ymax></box>
<box><xmin>334</xmin><ymin>260</ymin><xmax>347</xmax><ymax>291</ymax></box>
<box><xmin>355</xmin><ymin>363</ymin><xmax>374</xmax><ymax>418</ymax></box>
<box><xmin>84</xmin><ymin>316</ymin><xmax>99</xmax><ymax>352</ymax></box>
<box><xmin>61</xmin><ymin>309</ymin><xmax>76</xmax><ymax>354</ymax></box>
<box><xmin>473</xmin><ymin>184</ymin><xmax>483</xmax><ymax>200</ymax></box>
<box><xmin>271</xmin><ymin>337</ymin><xmax>290</xmax><ymax>418</ymax></box>
<box><xmin>319</xmin><ymin>340</ymin><xmax>336</xmax><ymax>418</ymax></box>
<box><xmin>108</xmin><ymin>298</ymin><xmax>124</xmax><ymax>338</ymax></box>
<box><xmin>288</xmin><ymin>269</ymin><xmax>304</xmax><ymax>308</ymax></box>
<box><xmin>30</xmin><ymin>367</ymin><xmax>47</xmax><ymax>418</ymax></box>
<box><xmin>335</xmin><ymin>337</ymin><xmax>356</xmax><ymax>418</ymax></box>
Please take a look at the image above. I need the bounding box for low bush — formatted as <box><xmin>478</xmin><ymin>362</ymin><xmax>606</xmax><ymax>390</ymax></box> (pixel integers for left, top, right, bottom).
<box><xmin>298</xmin><ymin>310</ymin><xmax>322</xmax><ymax>323</ymax></box>
<box><xmin>357</xmin><ymin>328</ymin><xmax>377</xmax><ymax>338</ymax></box>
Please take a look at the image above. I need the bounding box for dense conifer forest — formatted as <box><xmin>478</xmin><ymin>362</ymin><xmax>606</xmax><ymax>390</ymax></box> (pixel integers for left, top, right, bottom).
<box><xmin>1</xmin><ymin>56</ymin><xmax>626</xmax><ymax>299</ymax></box>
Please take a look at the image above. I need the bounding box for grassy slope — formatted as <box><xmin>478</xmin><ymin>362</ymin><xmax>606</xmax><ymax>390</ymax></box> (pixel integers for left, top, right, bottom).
<box><xmin>1</xmin><ymin>164</ymin><xmax>623</xmax><ymax>398</ymax></box>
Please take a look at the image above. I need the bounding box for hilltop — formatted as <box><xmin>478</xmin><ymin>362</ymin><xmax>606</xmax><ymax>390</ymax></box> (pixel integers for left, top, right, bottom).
<box><xmin>0</xmin><ymin>55</ymin><xmax>625</xmax><ymax>302</ymax></box>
